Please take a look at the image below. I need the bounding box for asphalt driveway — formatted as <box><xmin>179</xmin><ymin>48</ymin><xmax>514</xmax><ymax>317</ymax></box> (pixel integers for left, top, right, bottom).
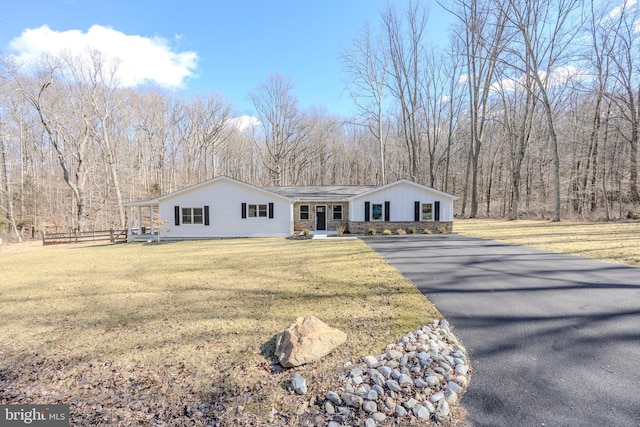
<box><xmin>361</xmin><ymin>234</ymin><xmax>640</xmax><ymax>427</ymax></box>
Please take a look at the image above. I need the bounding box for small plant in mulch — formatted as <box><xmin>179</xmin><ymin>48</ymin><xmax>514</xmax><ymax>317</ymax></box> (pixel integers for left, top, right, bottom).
<box><xmin>287</xmin><ymin>235</ymin><xmax>311</xmax><ymax>240</ymax></box>
<box><xmin>396</xmin><ymin>228</ymin><xmax>407</xmax><ymax>235</ymax></box>
<box><xmin>287</xmin><ymin>230</ymin><xmax>312</xmax><ymax>240</ymax></box>
<box><xmin>407</xmin><ymin>227</ymin><xmax>417</xmax><ymax>234</ymax></box>
<box><xmin>367</xmin><ymin>227</ymin><xmax>377</xmax><ymax>235</ymax></box>
<box><xmin>423</xmin><ymin>228</ymin><xmax>433</xmax><ymax>234</ymax></box>
<box><xmin>336</xmin><ymin>226</ymin><xmax>346</xmax><ymax>235</ymax></box>
<box><xmin>382</xmin><ymin>229</ymin><xmax>392</xmax><ymax>235</ymax></box>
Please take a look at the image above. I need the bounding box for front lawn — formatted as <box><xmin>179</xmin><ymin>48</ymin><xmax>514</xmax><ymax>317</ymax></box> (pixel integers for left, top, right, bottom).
<box><xmin>455</xmin><ymin>219</ymin><xmax>640</xmax><ymax>266</ymax></box>
<box><xmin>0</xmin><ymin>238</ymin><xmax>439</xmax><ymax>425</ymax></box>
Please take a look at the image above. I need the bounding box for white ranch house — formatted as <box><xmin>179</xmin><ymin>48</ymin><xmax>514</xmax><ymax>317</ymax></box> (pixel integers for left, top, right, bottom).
<box><xmin>122</xmin><ymin>176</ymin><xmax>457</xmax><ymax>241</ymax></box>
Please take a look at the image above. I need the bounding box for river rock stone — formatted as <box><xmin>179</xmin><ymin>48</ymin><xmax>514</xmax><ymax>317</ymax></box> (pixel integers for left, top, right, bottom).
<box><xmin>385</xmin><ymin>380</ymin><xmax>402</xmax><ymax>392</ymax></box>
<box><xmin>275</xmin><ymin>316</ymin><xmax>347</xmax><ymax>368</ymax></box>
<box><xmin>377</xmin><ymin>366</ymin><xmax>392</xmax><ymax>378</ymax></box>
<box><xmin>363</xmin><ymin>355</ymin><xmax>380</xmax><ymax>368</ymax></box>
<box><xmin>447</xmin><ymin>380</ymin><xmax>463</xmax><ymax>394</ymax></box>
<box><xmin>435</xmin><ymin>399</ymin><xmax>450</xmax><ymax>421</ymax></box>
<box><xmin>326</xmin><ymin>391</ymin><xmax>341</xmax><ymax>405</ymax></box>
<box><xmin>363</xmin><ymin>389</ymin><xmax>378</xmax><ymax>401</ymax></box>
<box><xmin>456</xmin><ymin>363</ymin><xmax>469</xmax><ymax>375</ymax></box>
<box><xmin>413</xmin><ymin>404</ymin><xmax>431</xmax><ymax>420</ymax></box>
<box><xmin>424</xmin><ymin>375</ymin><xmax>440</xmax><ymax>387</ymax></box>
<box><xmin>372</xmin><ymin>412</ymin><xmax>386</xmax><ymax>421</ymax></box>
<box><xmin>430</xmin><ymin>391</ymin><xmax>445</xmax><ymax>402</ymax></box>
<box><xmin>324</xmin><ymin>401</ymin><xmax>335</xmax><ymax>414</ymax></box>
<box><xmin>319</xmin><ymin>319</ymin><xmax>470</xmax><ymax>425</ymax></box>
<box><xmin>290</xmin><ymin>372</ymin><xmax>307</xmax><ymax>395</ymax></box>
<box><xmin>363</xmin><ymin>400</ymin><xmax>377</xmax><ymax>413</ymax></box>
<box><xmin>397</xmin><ymin>373</ymin><xmax>413</xmax><ymax>386</ymax></box>
<box><xmin>364</xmin><ymin>418</ymin><xmax>376</xmax><ymax>427</ymax></box>
<box><xmin>341</xmin><ymin>393</ymin><xmax>363</xmax><ymax>408</ymax></box>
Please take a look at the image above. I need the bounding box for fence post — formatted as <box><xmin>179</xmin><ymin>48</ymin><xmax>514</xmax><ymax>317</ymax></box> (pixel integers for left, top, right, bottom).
<box><xmin>74</xmin><ymin>229</ymin><xmax>78</xmax><ymax>243</ymax></box>
<box><xmin>110</xmin><ymin>228</ymin><xmax>114</xmax><ymax>242</ymax></box>
<box><xmin>42</xmin><ymin>231</ymin><xmax>46</xmax><ymax>245</ymax></box>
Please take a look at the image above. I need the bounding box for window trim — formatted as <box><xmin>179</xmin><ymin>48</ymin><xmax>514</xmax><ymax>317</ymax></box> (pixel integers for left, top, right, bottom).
<box><xmin>421</xmin><ymin>202</ymin><xmax>434</xmax><ymax>221</ymax></box>
<box><xmin>371</xmin><ymin>203</ymin><xmax>384</xmax><ymax>221</ymax></box>
<box><xmin>181</xmin><ymin>207</ymin><xmax>204</xmax><ymax>225</ymax></box>
<box><xmin>332</xmin><ymin>205</ymin><xmax>343</xmax><ymax>220</ymax></box>
<box><xmin>248</xmin><ymin>203</ymin><xmax>268</xmax><ymax>218</ymax></box>
<box><xmin>247</xmin><ymin>203</ymin><xmax>269</xmax><ymax>218</ymax></box>
<box><xmin>299</xmin><ymin>205</ymin><xmax>310</xmax><ymax>220</ymax></box>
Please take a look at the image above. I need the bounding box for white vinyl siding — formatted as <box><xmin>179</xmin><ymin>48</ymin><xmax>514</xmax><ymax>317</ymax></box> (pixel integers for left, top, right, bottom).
<box><xmin>159</xmin><ymin>177</ymin><xmax>292</xmax><ymax>238</ymax></box>
<box><xmin>350</xmin><ymin>181</ymin><xmax>456</xmax><ymax>222</ymax></box>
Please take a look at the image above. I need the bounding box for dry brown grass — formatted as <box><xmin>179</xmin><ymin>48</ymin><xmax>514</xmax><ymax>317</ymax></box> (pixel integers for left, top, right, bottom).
<box><xmin>454</xmin><ymin>219</ymin><xmax>640</xmax><ymax>266</ymax></box>
<box><xmin>0</xmin><ymin>238</ymin><xmax>440</xmax><ymax>425</ymax></box>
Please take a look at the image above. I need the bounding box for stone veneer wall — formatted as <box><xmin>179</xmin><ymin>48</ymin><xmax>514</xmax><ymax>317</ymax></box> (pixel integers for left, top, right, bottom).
<box><xmin>293</xmin><ymin>202</ymin><xmax>349</xmax><ymax>232</ymax></box>
<box><xmin>348</xmin><ymin>221</ymin><xmax>453</xmax><ymax>235</ymax></box>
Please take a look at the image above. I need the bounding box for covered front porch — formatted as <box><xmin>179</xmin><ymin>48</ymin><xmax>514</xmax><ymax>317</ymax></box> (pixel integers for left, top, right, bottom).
<box><xmin>123</xmin><ymin>200</ymin><xmax>161</xmax><ymax>242</ymax></box>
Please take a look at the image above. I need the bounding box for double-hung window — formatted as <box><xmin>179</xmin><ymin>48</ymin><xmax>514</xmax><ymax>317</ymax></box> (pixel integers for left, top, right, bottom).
<box><xmin>182</xmin><ymin>207</ymin><xmax>203</xmax><ymax>224</ymax></box>
<box><xmin>371</xmin><ymin>203</ymin><xmax>383</xmax><ymax>221</ymax></box>
<box><xmin>300</xmin><ymin>205</ymin><xmax>310</xmax><ymax>220</ymax></box>
<box><xmin>249</xmin><ymin>204</ymin><xmax>268</xmax><ymax>218</ymax></box>
<box><xmin>333</xmin><ymin>205</ymin><xmax>342</xmax><ymax>220</ymax></box>
<box><xmin>422</xmin><ymin>203</ymin><xmax>433</xmax><ymax>221</ymax></box>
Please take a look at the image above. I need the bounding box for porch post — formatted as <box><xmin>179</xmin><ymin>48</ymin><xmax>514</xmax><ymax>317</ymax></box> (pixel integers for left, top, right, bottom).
<box><xmin>126</xmin><ymin>206</ymin><xmax>132</xmax><ymax>242</ymax></box>
<box><xmin>137</xmin><ymin>206</ymin><xmax>142</xmax><ymax>235</ymax></box>
<box><xmin>149</xmin><ymin>205</ymin><xmax>155</xmax><ymax>235</ymax></box>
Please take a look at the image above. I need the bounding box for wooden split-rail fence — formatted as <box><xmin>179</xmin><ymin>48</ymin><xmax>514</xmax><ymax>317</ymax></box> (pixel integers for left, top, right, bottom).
<box><xmin>42</xmin><ymin>229</ymin><xmax>127</xmax><ymax>245</ymax></box>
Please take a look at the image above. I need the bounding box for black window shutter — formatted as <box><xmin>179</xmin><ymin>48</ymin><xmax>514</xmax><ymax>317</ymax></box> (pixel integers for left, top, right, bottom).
<box><xmin>268</xmin><ymin>202</ymin><xmax>274</xmax><ymax>218</ymax></box>
<box><xmin>364</xmin><ymin>201</ymin><xmax>370</xmax><ymax>222</ymax></box>
<box><xmin>174</xmin><ymin>206</ymin><xmax>180</xmax><ymax>226</ymax></box>
<box><xmin>414</xmin><ymin>201</ymin><xmax>420</xmax><ymax>222</ymax></box>
<box><xmin>384</xmin><ymin>201</ymin><xmax>390</xmax><ymax>221</ymax></box>
<box><xmin>204</xmin><ymin>205</ymin><xmax>210</xmax><ymax>226</ymax></box>
<box><xmin>241</xmin><ymin>203</ymin><xmax>247</xmax><ymax>219</ymax></box>
<box><xmin>434</xmin><ymin>201</ymin><xmax>441</xmax><ymax>221</ymax></box>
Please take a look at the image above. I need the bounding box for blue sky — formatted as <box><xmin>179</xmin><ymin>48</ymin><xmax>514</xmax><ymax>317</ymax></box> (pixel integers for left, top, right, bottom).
<box><xmin>1</xmin><ymin>0</ymin><xmax>454</xmax><ymax>117</ymax></box>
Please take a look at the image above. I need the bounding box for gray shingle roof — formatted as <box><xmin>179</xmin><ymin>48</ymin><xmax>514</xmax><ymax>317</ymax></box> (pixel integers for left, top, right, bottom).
<box><xmin>263</xmin><ymin>185</ymin><xmax>375</xmax><ymax>201</ymax></box>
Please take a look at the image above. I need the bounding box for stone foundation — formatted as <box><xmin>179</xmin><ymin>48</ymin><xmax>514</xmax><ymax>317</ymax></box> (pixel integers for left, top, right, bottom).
<box><xmin>348</xmin><ymin>221</ymin><xmax>453</xmax><ymax>235</ymax></box>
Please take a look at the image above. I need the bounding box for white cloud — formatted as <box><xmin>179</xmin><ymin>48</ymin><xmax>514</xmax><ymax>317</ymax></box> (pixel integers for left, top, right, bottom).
<box><xmin>607</xmin><ymin>0</ymin><xmax>638</xmax><ymax>20</ymax></box>
<box><xmin>491</xmin><ymin>66</ymin><xmax>589</xmax><ymax>93</ymax></box>
<box><xmin>8</xmin><ymin>24</ymin><xmax>198</xmax><ymax>88</ymax></box>
<box><xmin>229</xmin><ymin>115</ymin><xmax>260</xmax><ymax>132</ymax></box>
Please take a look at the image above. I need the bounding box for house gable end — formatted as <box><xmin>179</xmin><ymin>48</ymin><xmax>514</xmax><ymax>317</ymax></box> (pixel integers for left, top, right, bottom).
<box><xmin>158</xmin><ymin>176</ymin><xmax>293</xmax><ymax>204</ymax></box>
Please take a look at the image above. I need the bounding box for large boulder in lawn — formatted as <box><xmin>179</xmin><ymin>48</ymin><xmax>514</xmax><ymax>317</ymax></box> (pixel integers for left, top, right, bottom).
<box><xmin>275</xmin><ymin>316</ymin><xmax>347</xmax><ymax>368</ymax></box>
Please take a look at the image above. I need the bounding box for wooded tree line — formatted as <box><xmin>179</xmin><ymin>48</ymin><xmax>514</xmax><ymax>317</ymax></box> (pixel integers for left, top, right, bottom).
<box><xmin>1</xmin><ymin>0</ymin><xmax>639</xmax><ymax>240</ymax></box>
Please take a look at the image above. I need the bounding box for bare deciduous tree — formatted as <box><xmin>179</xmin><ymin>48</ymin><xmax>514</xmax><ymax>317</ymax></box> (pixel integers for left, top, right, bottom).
<box><xmin>249</xmin><ymin>74</ymin><xmax>309</xmax><ymax>186</ymax></box>
<box><xmin>382</xmin><ymin>1</ymin><xmax>429</xmax><ymax>183</ymax></box>
<box><xmin>11</xmin><ymin>57</ymin><xmax>93</xmax><ymax>231</ymax></box>
<box><xmin>605</xmin><ymin>0</ymin><xmax>640</xmax><ymax>204</ymax></box>
<box><xmin>446</xmin><ymin>0</ymin><xmax>508</xmax><ymax>217</ymax></box>
<box><xmin>505</xmin><ymin>0</ymin><xmax>582</xmax><ymax>221</ymax></box>
<box><xmin>342</xmin><ymin>24</ymin><xmax>389</xmax><ymax>185</ymax></box>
